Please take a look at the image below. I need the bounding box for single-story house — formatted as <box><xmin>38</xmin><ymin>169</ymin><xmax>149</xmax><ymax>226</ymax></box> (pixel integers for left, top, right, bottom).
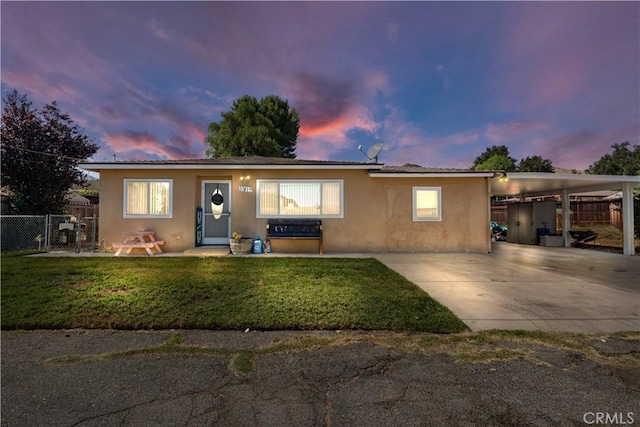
<box><xmin>79</xmin><ymin>157</ymin><xmax>496</xmax><ymax>254</ymax></box>
<box><xmin>79</xmin><ymin>157</ymin><xmax>640</xmax><ymax>255</ymax></box>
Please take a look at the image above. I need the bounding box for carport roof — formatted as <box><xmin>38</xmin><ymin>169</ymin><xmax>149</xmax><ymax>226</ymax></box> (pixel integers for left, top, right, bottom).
<box><xmin>491</xmin><ymin>172</ymin><xmax>640</xmax><ymax>197</ymax></box>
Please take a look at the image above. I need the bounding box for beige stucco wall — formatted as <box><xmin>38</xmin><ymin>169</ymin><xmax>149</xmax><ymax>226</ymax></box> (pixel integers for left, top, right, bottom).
<box><xmin>98</xmin><ymin>168</ymin><xmax>491</xmax><ymax>254</ymax></box>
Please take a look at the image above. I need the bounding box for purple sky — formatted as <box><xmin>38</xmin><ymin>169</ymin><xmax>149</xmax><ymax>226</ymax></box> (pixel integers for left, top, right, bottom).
<box><xmin>2</xmin><ymin>1</ymin><xmax>638</xmax><ymax>169</ymax></box>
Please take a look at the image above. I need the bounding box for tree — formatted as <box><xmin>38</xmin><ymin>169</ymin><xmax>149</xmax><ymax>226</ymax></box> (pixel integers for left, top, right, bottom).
<box><xmin>518</xmin><ymin>155</ymin><xmax>554</xmax><ymax>172</ymax></box>
<box><xmin>588</xmin><ymin>141</ymin><xmax>640</xmax><ymax>175</ymax></box>
<box><xmin>1</xmin><ymin>91</ymin><xmax>98</xmax><ymax>214</ymax></box>
<box><xmin>474</xmin><ymin>154</ymin><xmax>517</xmax><ymax>172</ymax></box>
<box><xmin>471</xmin><ymin>145</ymin><xmax>517</xmax><ymax>170</ymax></box>
<box><xmin>206</xmin><ymin>95</ymin><xmax>300</xmax><ymax>158</ymax></box>
<box><xmin>588</xmin><ymin>141</ymin><xmax>640</xmax><ymax>238</ymax></box>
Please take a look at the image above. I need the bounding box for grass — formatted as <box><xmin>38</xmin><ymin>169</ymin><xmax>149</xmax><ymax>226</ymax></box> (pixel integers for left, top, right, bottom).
<box><xmin>46</xmin><ymin>330</ymin><xmax>640</xmax><ymax>376</ymax></box>
<box><xmin>1</xmin><ymin>256</ymin><xmax>467</xmax><ymax>333</ymax></box>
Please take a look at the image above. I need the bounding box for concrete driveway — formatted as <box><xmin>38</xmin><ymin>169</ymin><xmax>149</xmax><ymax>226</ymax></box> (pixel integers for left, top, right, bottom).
<box><xmin>375</xmin><ymin>243</ymin><xmax>639</xmax><ymax>333</ymax></box>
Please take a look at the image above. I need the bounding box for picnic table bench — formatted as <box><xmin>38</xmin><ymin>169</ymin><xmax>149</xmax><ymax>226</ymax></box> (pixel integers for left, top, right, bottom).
<box><xmin>265</xmin><ymin>219</ymin><xmax>323</xmax><ymax>254</ymax></box>
<box><xmin>113</xmin><ymin>231</ymin><xmax>164</xmax><ymax>256</ymax></box>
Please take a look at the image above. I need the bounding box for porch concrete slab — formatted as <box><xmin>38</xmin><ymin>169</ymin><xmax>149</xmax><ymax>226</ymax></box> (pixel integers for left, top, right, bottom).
<box><xmin>183</xmin><ymin>246</ymin><xmax>230</xmax><ymax>256</ymax></box>
<box><xmin>375</xmin><ymin>244</ymin><xmax>639</xmax><ymax>333</ymax></box>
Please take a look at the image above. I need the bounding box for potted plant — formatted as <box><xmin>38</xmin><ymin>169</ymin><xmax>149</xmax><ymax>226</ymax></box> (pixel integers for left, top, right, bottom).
<box><xmin>230</xmin><ymin>232</ymin><xmax>252</xmax><ymax>254</ymax></box>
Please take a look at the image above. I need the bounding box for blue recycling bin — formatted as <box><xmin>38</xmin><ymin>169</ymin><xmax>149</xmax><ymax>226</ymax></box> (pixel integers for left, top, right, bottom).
<box><xmin>252</xmin><ymin>238</ymin><xmax>264</xmax><ymax>254</ymax></box>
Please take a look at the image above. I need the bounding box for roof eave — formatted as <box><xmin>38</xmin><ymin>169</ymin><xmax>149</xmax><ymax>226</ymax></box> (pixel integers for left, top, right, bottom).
<box><xmin>79</xmin><ymin>162</ymin><xmax>384</xmax><ymax>172</ymax></box>
<box><xmin>369</xmin><ymin>172</ymin><xmax>495</xmax><ymax>178</ymax></box>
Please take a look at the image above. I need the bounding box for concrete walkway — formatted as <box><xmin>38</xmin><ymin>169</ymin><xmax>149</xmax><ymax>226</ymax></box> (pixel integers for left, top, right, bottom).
<box><xmin>375</xmin><ymin>243</ymin><xmax>639</xmax><ymax>333</ymax></box>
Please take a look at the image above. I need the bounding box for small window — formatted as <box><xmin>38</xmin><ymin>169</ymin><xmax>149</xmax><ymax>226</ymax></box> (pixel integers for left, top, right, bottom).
<box><xmin>257</xmin><ymin>180</ymin><xmax>343</xmax><ymax>218</ymax></box>
<box><xmin>413</xmin><ymin>187</ymin><xmax>441</xmax><ymax>221</ymax></box>
<box><xmin>123</xmin><ymin>179</ymin><xmax>173</xmax><ymax>218</ymax></box>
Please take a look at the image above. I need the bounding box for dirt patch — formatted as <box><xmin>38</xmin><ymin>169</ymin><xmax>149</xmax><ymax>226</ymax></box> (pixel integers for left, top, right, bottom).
<box><xmin>587</xmin><ymin>337</ymin><xmax>640</xmax><ymax>358</ymax></box>
<box><xmin>570</xmin><ymin>225</ymin><xmax>640</xmax><ymax>253</ymax></box>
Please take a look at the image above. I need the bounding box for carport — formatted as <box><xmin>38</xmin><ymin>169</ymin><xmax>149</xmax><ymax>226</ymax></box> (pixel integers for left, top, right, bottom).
<box><xmin>491</xmin><ymin>173</ymin><xmax>640</xmax><ymax>255</ymax></box>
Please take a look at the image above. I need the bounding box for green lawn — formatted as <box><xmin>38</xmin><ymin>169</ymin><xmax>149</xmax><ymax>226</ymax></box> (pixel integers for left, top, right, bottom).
<box><xmin>1</xmin><ymin>256</ymin><xmax>467</xmax><ymax>333</ymax></box>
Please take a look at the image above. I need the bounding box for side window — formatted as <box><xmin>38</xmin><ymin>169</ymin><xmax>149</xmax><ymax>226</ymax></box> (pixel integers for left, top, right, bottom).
<box><xmin>413</xmin><ymin>187</ymin><xmax>441</xmax><ymax>221</ymax></box>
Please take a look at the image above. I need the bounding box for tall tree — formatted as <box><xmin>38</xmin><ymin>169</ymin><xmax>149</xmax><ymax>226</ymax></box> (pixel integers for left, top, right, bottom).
<box><xmin>588</xmin><ymin>141</ymin><xmax>640</xmax><ymax>238</ymax></box>
<box><xmin>471</xmin><ymin>145</ymin><xmax>517</xmax><ymax>170</ymax></box>
<box><xmin>1</xmin><ymin>90</ymin><xmax>98</xmax><ymax>214</ymax></box>
<box><xmin>518</xmin><ymin>155</ymin><xmax>554</xmax><ymax>172</ymax></box>
<box><xmin>588</xmin><ymin>141</ymin><xmax>640</xmax><ymax>175</ymax></box>
<box><xmin>206</xmin><ymin>95</ymin><xmax>300</xmax><ymax>158</ymax></box>
<box><xmin>474</xmin><ymin>154</ymin><xmax>517</xmax><ymax>172</ymax></box>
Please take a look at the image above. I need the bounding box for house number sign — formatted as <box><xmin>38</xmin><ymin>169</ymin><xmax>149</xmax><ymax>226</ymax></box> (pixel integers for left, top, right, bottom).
<box><xmin>238</xmin><ymin>186</ymin><xmax>253</xmax><ymax>193</ymax></box>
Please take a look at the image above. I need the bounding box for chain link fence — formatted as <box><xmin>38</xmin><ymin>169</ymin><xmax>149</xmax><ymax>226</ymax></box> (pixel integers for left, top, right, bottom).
<box><xmin>1</xmin><ymin>214</ymin><xmax>99</xmax><ymax>253</ymax></box>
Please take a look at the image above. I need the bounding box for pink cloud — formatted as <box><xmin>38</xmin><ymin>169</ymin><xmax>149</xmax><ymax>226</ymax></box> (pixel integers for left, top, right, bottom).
<box><xmin>362</xmin><ymin>70</ymin><xmax>390</xmax><ymax>96</ymax></box>
<box><xmin>530</xmin><ymin>122</ymin><xmax>639</xmax><ymax>171</ymax></box>
<box><xmin>376</xmin><ymin>105</ymin><xmax>455</xmax><ymax>166</ymax></box>
<box><xmin>297</xmin><ymin>104</ymin><xmax>379</xmax><ymax>159</ymax></box>
<box><xmin>497</xmin><ymin>3</ymin><xmax>638</xmax><ymax>111</ymax></box>
<box><xmin>1</xmin><ymin>70</ymin><xmax>81</xmax><ymax>109</ymax></box>
<box><xmin>147</xmin><ymin>18</ymin><xmax>176</xmax><ymax>42</ymax></box>
<box><xmin>105</xmin><ymin>132</ymin><xmax>167</xmax><ymax>158</ymax></box>
<box><xmin>435</xmin><ymin>131</ymin><xmax>480</xmax><ymax>146</ymax></box>
<box><xmin>484</xmin><ymin>121</ymin><xmax>549</xmax><ymax>144</ymax></box>
<box><xmin>104</xmin><ymin>126</ymin><xmax>206</xmax><ymax>160</ymax></box>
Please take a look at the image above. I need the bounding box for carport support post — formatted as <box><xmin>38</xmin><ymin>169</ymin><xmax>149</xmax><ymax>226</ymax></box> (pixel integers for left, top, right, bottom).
<box><xmin>622</xmin><ymin>183</ymin><xmax>635</xmax><ymax>256</ymax></box>
<box><xmin>562</xmin><ymin>189</ymin><xmax>571</xmax><ymax>248</ymax></box>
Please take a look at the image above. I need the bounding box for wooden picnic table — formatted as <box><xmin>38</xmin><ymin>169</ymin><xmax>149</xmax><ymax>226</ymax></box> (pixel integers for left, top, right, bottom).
<box><xmin>113</xmin><ymin>231</ymin><xmax>164</xmax><ymax>256</ymax></box>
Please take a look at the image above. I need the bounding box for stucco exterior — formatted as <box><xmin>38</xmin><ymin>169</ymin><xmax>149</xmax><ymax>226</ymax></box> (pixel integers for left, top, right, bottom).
<box><xmin>89</xmin><ymin>159</ymin><xmax>493</xmax><ymax>254</ymax></box>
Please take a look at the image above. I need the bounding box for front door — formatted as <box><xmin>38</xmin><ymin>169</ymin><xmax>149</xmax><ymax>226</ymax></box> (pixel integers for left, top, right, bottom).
<box><xmin>202</xmin><ymin>181</ymin><xmax>231</xmax><ymax>245</ymax></box>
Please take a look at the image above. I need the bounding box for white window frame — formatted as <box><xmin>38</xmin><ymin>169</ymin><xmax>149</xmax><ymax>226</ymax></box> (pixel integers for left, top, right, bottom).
<box><xmin>123</xmin><ymin>179</ymin><xmax>173</xmax><ymax>218</ymax></box>
<box><xmin>413</xmin><ymin>186</ymin><xmax>441</xmax><ymax>221</ymax></box>
<box><xmin>256</xmin><ymin>179</ymin><xmax>344</xmax><ymax>218</ymax></box>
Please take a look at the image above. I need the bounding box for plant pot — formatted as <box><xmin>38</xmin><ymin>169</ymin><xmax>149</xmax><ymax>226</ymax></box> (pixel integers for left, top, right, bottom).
<box><xmin>230</xmin><ymin>238</ymin><xmax>252</xmax><ymax>254</ymax></box>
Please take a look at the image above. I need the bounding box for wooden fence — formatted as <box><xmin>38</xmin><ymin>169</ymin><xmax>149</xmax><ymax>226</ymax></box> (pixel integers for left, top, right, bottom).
<box><xmin>67</xmin><ymin>203</ymin><xmax>99</xmax><ymax>220</ymax></box>
<box><xmin>491</xmin><ymin>200</ymin><xmax>622</xmax><ymax>229</ymax></box>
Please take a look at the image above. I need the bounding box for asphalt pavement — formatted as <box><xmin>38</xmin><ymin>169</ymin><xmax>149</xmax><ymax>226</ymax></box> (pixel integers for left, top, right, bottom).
<box><xmin>2</xmin><ymin>329</ymin><xmax>639</xmax><ymax>426</ymax></box>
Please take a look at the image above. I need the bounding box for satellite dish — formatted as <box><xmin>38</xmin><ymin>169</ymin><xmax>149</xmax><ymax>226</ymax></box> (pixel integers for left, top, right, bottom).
<box><xmin>358</xmin><ymin>143</ymin><xmax>384</xmax><ymax>162</ymax></box>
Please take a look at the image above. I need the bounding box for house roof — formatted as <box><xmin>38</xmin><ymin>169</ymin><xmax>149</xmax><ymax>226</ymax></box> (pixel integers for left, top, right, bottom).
<box><xmin>79</xmin><ymin>157</ymin><xmax>503</xmax><ymax>178</ymax></box>
<box><xmin>79</xmin><ymin>156</ymin><xmax>383</xmax><ymax>171</ymax></box>
<box><xmin>369</xmin><ymin>164</ymin><xmax>495</xmax><ymax>178</ymax></box>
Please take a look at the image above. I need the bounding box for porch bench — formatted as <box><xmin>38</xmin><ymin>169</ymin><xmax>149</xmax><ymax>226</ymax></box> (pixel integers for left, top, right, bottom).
<box><xmin>265</xmin><ymin>219</ymin><xmax>323</xmax><ymax>254</ymax></box>
<box><xmin>112</xmin><ymin>240</ymin><xmax>165</xmax><ymax>256</ymax></box>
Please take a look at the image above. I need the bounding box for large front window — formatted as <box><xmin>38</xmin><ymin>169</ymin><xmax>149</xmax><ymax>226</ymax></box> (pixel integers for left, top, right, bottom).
<box><xmin>123</xmin><ymin>179</ymin><xmax>173</xmax><ymax>218</ymax></box>
<box><xmin>257</xmin><ymin>180</ymin><xmax>343</xmax><ymax>218</ymax></box>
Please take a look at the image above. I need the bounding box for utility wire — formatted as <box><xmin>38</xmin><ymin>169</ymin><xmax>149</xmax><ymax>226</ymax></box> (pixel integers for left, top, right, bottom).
<box><xmin>0</xmin><ymin>143</ymin><xmax>88</xmax><ymax>163</ymax></box>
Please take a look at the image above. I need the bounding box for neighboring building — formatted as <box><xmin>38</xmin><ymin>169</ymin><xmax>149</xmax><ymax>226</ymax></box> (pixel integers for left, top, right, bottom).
<box><xmin>80</xmin><ymin>157</ymin><xmax>495</xmax><ymax>254</ymax></box>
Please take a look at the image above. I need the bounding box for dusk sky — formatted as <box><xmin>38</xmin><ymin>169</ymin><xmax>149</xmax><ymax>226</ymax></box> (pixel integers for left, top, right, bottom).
<box><xmin>2</xmin><ymin>1</ymin><xmax>638</xmax><ymax>170</ymax></box>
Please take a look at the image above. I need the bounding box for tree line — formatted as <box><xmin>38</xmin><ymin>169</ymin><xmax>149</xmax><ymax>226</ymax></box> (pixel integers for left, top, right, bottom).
<box><xmin>471</xmin><ymin>143</ymin><xmax>639</xmax><ymax>174</ymax></box>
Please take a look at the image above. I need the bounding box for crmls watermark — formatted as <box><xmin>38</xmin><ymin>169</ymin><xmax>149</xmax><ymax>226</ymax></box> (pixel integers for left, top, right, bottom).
<box><xmin>583</xmin><ymin>412</ymin><xmax>635</xmax><ymax>425</ymax></box>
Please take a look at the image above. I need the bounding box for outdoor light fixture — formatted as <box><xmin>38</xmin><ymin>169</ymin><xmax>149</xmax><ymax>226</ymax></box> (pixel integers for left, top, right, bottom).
<box><xmin>497</xmin><ymin>172</ymin><xmax>508</xmax><ymax>182</ymax></box>
<box><xmin>238</xmin><ymin>175</ymin><xmax>253</xmax><ymax>193</ymax></box>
